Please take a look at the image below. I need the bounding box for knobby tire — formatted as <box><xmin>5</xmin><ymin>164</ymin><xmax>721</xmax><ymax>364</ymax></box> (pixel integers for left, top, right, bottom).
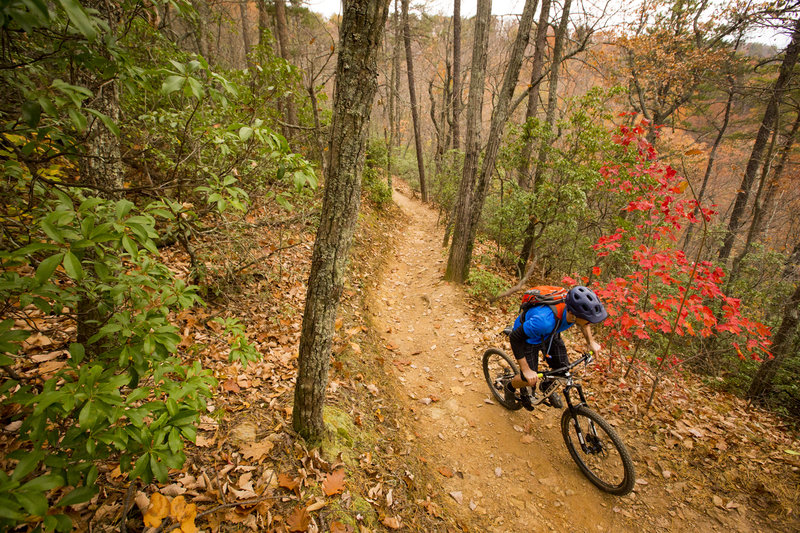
<box><xmin>482</xmin><ymin>348</ymin><xmax>522</xmax><ymax>411</ymax></box>
<box><xmin>560</xmin><ymin>405</ymin><xmax>635</xmax><ymax>495</ymax></box>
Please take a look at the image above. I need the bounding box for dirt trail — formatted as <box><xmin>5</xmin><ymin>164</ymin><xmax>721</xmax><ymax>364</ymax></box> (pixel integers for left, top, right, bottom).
<box><xmin>367</xmin><ymin>186</ymin><xmax>639</xmax><ymax>532</ymax></box>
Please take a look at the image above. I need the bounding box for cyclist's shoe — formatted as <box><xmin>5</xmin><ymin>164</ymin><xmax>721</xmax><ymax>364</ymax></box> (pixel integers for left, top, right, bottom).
<box><xmin>518</xmin><ymin>391</ymin><xmax>535</xmax><ymax>411</ymax></box>
<box><xmin>544</xmin><ymin>394</ymin><xmax>563</xmax><ymax>409</ymax></box>
<box><xmin>503</xmin><ymin>381</ymin><xmax>518</xmax><ymax>408</ymax></box>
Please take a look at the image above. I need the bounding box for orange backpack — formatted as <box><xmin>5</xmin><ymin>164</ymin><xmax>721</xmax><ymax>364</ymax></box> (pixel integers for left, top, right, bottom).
<box><xmin>519</xmin><ymin>285</ymin><xmax>567</xmax><ymax>320</ymax></box>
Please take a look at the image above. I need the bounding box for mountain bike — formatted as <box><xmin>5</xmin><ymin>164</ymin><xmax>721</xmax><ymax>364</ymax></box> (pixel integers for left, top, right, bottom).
<box><xmin>482</xmin><ymin>332</ymin><xmax>636</xmax><ymax>496</ymax></box>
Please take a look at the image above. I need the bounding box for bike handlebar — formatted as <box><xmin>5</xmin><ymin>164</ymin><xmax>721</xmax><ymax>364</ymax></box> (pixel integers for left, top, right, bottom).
<box><xmin>539</xmin><ymin>352</ymin><xmax>594</xmax><ymax>379</ymax></box>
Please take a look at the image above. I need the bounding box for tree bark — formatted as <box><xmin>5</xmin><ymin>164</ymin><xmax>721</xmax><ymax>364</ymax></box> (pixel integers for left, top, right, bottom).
<box><xmin>451</xmin><ymin>0</ymin><xmax>462</xmax><ymax>151</ymax></box>
<box><xmin>718</xmin><ymin>17</ymin><xmax>800</xmax><ymax>264</ymax></box>
<box><xmin>516</xmin><ymin>0</ymin><xmax>551</xmax><ymax>189</ymax></box>
<box><xmin>274</xmin><ymin>0</ymin><xmax>298</xmax><ymax>136</ymax></box>
<box><xmin>387</xmin><ymin>0</ymin><xmax>398</xmax><ymax>187</ymax></box>
<box><xmin>530</xmin><ymin>0</ymin><xmax>571</xmax><ymax>192</ymax></box>
<box><xmin>517</xmin><ymin>0</ymin><xmax>571</xmax><ymax>277</ymax></box>
<box><xmin>239</xmin><ymin>0</ymin><xmax>253</xmax><ymax>69</ymax></box>
<box><xmin>446</xmin><ymin>0</ymin><xmax>537</xmax><ymax>283</ymax></box>
<box><xmin>747</xmin><ymin>280</ymin><xmax>800</xmax><ymax>402</ymax></box>
<box><xmin>402</xmin><ymin>0</ymin><xmax>427</xmax><ymax>202</ymax></box>
<box><xmin>682</xmin><ymin>79</ymin><xmax>736</xmax><ymax>252</ymax></box>
<box><xmin>444</xmin><ymin>0</ymin><xmax>491</xmax><ymax>282</ymax></box>
<box><xmin>258</xmin><ymin>0</ymin><xmax>269</xmax><ymax>46</ymax></box>
<box><xmin>292</xmin><ymin>0</ymin><xmax>390</xmax><ymax>441</ymax></box>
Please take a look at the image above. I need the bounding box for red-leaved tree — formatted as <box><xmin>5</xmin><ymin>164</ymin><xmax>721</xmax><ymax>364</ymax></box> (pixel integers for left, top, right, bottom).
<box><xmin>566</xmin><ymin>120</ymin><xmax>772</xmax><ymax>409</ymax></box>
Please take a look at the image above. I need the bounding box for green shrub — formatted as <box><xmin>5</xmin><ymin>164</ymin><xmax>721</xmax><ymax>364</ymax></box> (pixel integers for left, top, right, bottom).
<box><xmin>467</xmin><ymin>269</ymin><xmax>508</xmax><ymax>301</ymax></box>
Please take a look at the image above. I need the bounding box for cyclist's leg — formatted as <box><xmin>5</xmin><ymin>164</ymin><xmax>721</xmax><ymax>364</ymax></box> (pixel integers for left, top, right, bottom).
<box><xmin>542</xmin><ymin>335</ymin><xmax>568</xmax><ymax>407</ymax></box>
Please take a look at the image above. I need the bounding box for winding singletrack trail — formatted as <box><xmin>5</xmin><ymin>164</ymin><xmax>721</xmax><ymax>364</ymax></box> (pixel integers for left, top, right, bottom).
<box><xmin>367</xmin><ymin>186</ymin><xmax>641</xmax><ymax>532</ymax></box>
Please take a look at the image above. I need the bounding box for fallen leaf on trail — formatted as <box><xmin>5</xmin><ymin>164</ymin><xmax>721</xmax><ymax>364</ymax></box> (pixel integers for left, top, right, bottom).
<box><xmin>350</xmin><ymin>342</ymin><xmax>362</xmax><ymax>354</ymax></box>
<box><xmin>381</xmin><ymin>516</ymin><xmax>402</xmax><ymax>529</ymax></box>
<box><xmin>162</xmin><ymin>483</ymin><xmax>186</xmax><ymax>497</ymax></box>
<box><xmin>322</xmin><ymin>469</ymin><xmax>346</xmax><ymax>496</ymax></box>
<box><xmin>286</xmin><ymin>505</ymin><xmax>311</xmax><ymax>532</ymax></box>
<box><xmin>437</xmin><ymin>466</ymin><xmax>454</xmax><ymax>478</ymax></box>
<box><xmin>143</xmin><ymin>493</ymin><xmax>170</xmax><ymax>527</ymax></box>
<box><xmin>307</xmin><ymin>498</ymin><xmax>327</xmax><ymax>512</ymax></box>
<box><xmin>521</xmin><ymin>434</ymin><xmax>534</xmax><ymax>444</ymax></box>
<box><xmin>330</xmin><ymin>521</ymin><xmax>354</xmax><ymax>533</ymax></box>
<box><xmin>195</xmin><ymin>434</ymin><xmax>215</xmax><ymax>447</ymax></box>
<box><xmin>240</xmin><ymin>439</ymin><xmax>274</xmax><ymax>461</ymax></box>
<box><xmin>713</xmin><ymin>495</ymin><xmax>724</xmax><ymax>508</ymax></box>
<box><xmin>222</xmin><ymin>378</ymin><xmax>241</xmax><ymax>393</ymax></box>
<box><xmin>450</xmin><ymin>491</ymin><xmax>463</xmax><ymax>504</ymax></box>
<box><xmin>278</xmin><ymin>473</ymin><xmax>300</xmax><ymax>493</ymax></box>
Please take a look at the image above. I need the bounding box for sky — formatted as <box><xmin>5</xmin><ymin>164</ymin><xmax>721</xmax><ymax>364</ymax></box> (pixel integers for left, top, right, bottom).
<box><xmin>303</xmin><ymin>0</ymin><xmax>791</xmax><ymax>48</ymax></box>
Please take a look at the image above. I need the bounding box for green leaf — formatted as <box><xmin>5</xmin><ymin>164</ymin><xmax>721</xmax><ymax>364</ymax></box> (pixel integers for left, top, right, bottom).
<box><xmin>56</xmin><ymin>485</ymin><xmax>97</xmax><ymax>507</ymax></box>
<box><xmin>11</xmin><ymin>450</ymin><xmax>43</xmax><ymax>481</ymax></box>
<box><xmin>35</xmin><ymin>253</ymin><xmax>64</xmax><ymax>284</ymax></box>
<box><xmin>41</xmin><ymin>220</ymin><xmax>65</xmax><ymax>244</ymax></box>
<box><xmin>62</xmin><ymin>251</ymin><xmax>83</xmax><ymax>281</ymax></box>
<box><xmin>67</xmin><ymin>107</ymin><xmax>87</xmax><ymax>132</ymax></box>
<box><xmin>14</xmin><ymin>489</ymin><xmax>48</xmax><ymax>516</ymax></box>
<box><xmin>238</xmin><ymin>126</ymin><xmax>253</xmax><ymax>142</ymax></box>
<box><xmin>86</xmin><ymin>109</ymin><xmax>121</xmax><ymax>137</ymax></box>
<box><xmin>150</xmin><ymin>454</ymin><xmax>168</xmax><ymax>483</ymax></box>
<box><xmin>69</xmin><ymin>343</ymin><xmax>85</xmax><ymax>364</ymax></box>
<box><xmin>185</xmin><ymin>76</ymin><xmax>204</xmax><ymax>98</ymax></box>
<box><xmin>21</xmin><ymin>473</ymin><xmax>64</xmax><ymax>493</ymax></box>
<box><xmin>21</xmin><ymin>100</ymin><xmax>42</xmax><ymax>128</ymax></box>
<box><xmin>162</xmin><ymin>75</ymin><xmax>185</xmax><ymax>94</ymax></box>
<box><xmin>57</xmin><ymin>0</ymin><xmax>96</xmax><ymax>40</ymax></box>
<box><xmin>785</xmin><ymin>449</ymin><xmax>799</xmax><ymax>456</ymax></box>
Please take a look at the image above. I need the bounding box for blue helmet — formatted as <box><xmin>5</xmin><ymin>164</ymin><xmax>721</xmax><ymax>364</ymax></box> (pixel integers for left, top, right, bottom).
<box><xmin>566</xmin><ymin>286</ymin><xmax>608</xmax><ymax>324</ymax></box>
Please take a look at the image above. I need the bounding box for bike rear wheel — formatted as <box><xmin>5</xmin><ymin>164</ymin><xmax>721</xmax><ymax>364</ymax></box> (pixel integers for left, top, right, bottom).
<box><xmin>561</xmin><ymin>405</ymin><xmax>635</xmax><ymax>495</ymax></box>
<box><xmin>482</xmin><ymin>348</ymin><xmax>521</xmax><ymax>411</ymax></box>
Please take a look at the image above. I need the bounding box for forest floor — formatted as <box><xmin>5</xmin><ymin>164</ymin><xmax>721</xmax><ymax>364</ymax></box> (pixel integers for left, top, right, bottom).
<box><xmin>366</xmin><ymin>182</ymin><xmax>800</xmax><ymax>533</ymax></box>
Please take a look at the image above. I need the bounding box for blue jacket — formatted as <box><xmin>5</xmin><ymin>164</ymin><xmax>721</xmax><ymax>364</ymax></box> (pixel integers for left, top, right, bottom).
<box><xmin>513</xmin><ymin>305</ymin><xmax>573</xmax><ymax>345</ymax></box>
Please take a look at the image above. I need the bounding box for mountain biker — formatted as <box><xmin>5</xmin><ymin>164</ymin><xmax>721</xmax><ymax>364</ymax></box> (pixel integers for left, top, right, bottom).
<box><xmin>505</xmin><ymin>285</ymin><xmax>607</xmax><ymax>411</ymax></box>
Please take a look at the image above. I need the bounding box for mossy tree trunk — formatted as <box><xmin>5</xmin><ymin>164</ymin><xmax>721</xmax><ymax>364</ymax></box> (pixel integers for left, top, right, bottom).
<box><xmin>293</xmin><ymin>0</ymin><xmax>390</xmax><ymax>441</ymax></box>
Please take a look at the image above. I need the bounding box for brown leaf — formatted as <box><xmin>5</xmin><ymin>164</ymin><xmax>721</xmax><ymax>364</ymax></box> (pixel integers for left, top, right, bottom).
<box><xmin>322</xmin><ymin>469</ymin><xmax>346</xmax><ymax>496</ymax></box>
<box><xmin>240</xmin><ymin>439</ymin><xmax>274</xmax><ymax>462</ymax></box>
<box><xmin>286</xmin><ymin>505</ymin><xmax>311</xmax><ymax>532</ymax></box>
<box><xmin>381</xmin><ymin>516</ymin><xmax>402</xmax><ymax>529</ymax></box>
<box><xmin>437</xmin><ymin>466</ymin><xmax>453</xmax><ymax>478</ymax></box>
<box><xmin>330</xmin><ymin>521</ymin><xmax>354</xmax><ymax>533</ymax></box>
<box><xmin>278</xmin><ymin>473</ymin><xmax>300</xmax><ymax>493</ymax></box>
<box><xmin>222</xmin><ymin>378</ymin><xmax>241</xmax><ymax>393</ymax></box>
<box><xmin>143</xmin><ymin>493</ymin><xmax>170</xmax><ymax>527</ymax></box>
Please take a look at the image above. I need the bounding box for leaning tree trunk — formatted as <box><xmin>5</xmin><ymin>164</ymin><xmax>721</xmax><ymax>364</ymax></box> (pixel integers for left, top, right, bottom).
<box><xmin>387</xmin><ymin>0</ymin><xmax>399</xmax><ymax>188</ymax></box>
<box><xmin>446</xmin><ymin>0</ymin><xmax>537</xmax><ymax>283</ymax></box>
<box><xmin>748</xmin><ymin>280</ymin><xmax>800</xmax><ymax>402</ymax></box>
<box><xmin>402</xmin><ymin>0</ymin><xmax>427</xmax><ymax>202</ymax></box>
<box><xmin>516</xmin><ymin>0</ymin><xmax>552</xmax><ymax>189</ymax></box>
<box><xmin>444</xmin><ymin>0</ymin><xmax>491</xmax><ymax>282</ymax></box>
<box><xmin>274</xmin><ymin>0</ymin><xmax>298</xmax><ymax>136</ymax></box>
<box><xmin>719</xmin><ymin>17</ymin><xmax>800</xmax><ymax>264</ymax></box>
<box><xmin>293</xmin><ymin>0</ymin><xmax>390</xmax><ymax>441</ymax></box>
<box><xmin>451</xmin><ymin>0</ymin><xmax>462</xmax><ymax>151</ymax></box>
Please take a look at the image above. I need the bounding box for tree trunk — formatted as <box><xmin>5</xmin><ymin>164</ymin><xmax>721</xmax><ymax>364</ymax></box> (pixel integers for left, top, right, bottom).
<box><xmin>444</xmin><ymin>0</ymin><xmax>491</xmax><ymax>282</ymax></box>
<box><xmin>517</xmin><ymin>0</ymin><xmax>571</xmax><ymax>277</ymax></box>
<box><xmin>754</xmin><ymin>109</ymin><xmax>800</xmax><ymax>242</ymax></box>
<box><xmin>517</xmin><ymin>0</ymin><xmax>551</xmax><ymax>189</ymax></box>
<box><xmin>387</xmin><ymin>0</ymin><xmax>398</xmax><ymax>187</ymax></box>
<box><xmin>531</xmin><ymin>0</ymin><xmax>572</xmax><ymax>192</ymax></box>
<box><xmin>402</xmin><ymin>0</ymin><xmax>427</xmax><ymax>202</ymax></box>
<box><xmin>76</xmin><ymin>1</ymin><xmax>124</xmax><ymax>352</ymax></box>
<box><xmin>446</xmin><ymin>0</ymin><xmax>537</xmax><ymax>283</ymax></box>
<box><xmin>682</xmin><ymin>80</ymin><xmax>736</xmax><ymax>252</ymax></box>
<box><xmin>719</xmin><ymin>17</ymin><xmax>800</xmax><ymax>264</ymax></box>
<box><xmin>239</xmin><ymin>1</ymin><xmax>253</xmax><ymax>69</ymax></box>
<box><xmin>274</xmin><ymin>0</ymin><xmax>298</xmax><ymax>136</ymax></box>
<box><xmin>292</xmin><ymin>0</ymin><xmax>390</xmax><ymax>441</ymax></box>
<box><xmin>451</xmin><ymin>0</ymin><xmax>462</xmax><ymax>151</ymax></box>
<box><xmin>747</xmin><ymin>281</ymin><xmax>800</xmax><ymax>402</ymax></box>
<box><xmin>258</xmin><ymin>0</ymin><xmax>269</xmax><ymax>46</ymax></box>
<box><xmin>728</xmin><ymin>111</ymin><xmax>781</xmax><ymax>286</ymax></box>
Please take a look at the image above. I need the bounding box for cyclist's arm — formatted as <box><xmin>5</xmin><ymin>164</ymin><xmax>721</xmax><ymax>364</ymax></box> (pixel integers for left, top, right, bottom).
<box><xmin>516</xmin><ymin>355</ymin><xmax>538</xmax><ymax>384</ymax></box>
<box><xmin>579</xmin><ymin>322</ymin><xmax>602</xmax><ymax>355</ymax></box>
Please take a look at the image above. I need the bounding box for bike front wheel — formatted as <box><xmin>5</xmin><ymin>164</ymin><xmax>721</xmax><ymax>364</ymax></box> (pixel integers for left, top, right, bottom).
<box><xmin>482</xmin><ymin>348</ymin><xmax>521</xmax><ymax>411</ymax></box>
<box><xmin>561</xmin><ymin>405</ymin><xmax>635</xmax><ymax>495</ymax></box>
